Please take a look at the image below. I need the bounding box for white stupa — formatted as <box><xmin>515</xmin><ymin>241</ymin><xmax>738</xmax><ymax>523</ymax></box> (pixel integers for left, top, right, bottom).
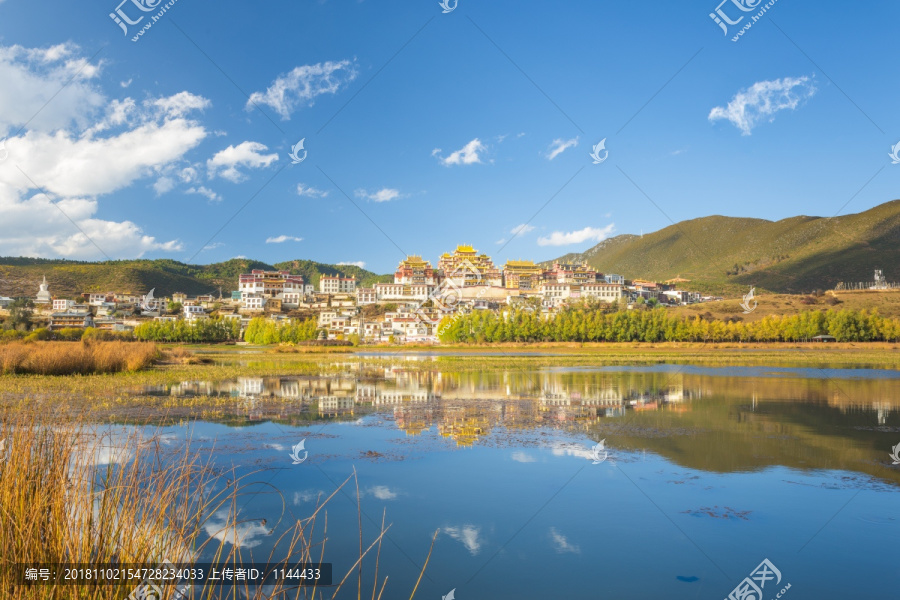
<box><xmin>35</xmin><ymin>275</ymin><xmax>51</xmax><ymax>304</ymax></box>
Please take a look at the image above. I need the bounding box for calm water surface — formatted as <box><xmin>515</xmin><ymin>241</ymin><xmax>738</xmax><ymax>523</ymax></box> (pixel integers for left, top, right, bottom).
<box><xmin>121</xmin><ymin>360</ymin><xmax>900</xmax><ymax>599</ymax></box>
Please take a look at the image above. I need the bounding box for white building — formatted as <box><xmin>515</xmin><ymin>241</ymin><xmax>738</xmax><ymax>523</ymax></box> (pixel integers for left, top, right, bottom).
<box><xmin>581</xmin><ymin>283</ymin><xmax>622</xmax><ymax>302</ymax></box>
<box><xmin>320</xmin><ymin>276</ymin><xmax>357</xmax><ymax>294</ymax></box>
<box><xmin>604</xmin><ymin>274</ymin><xmax>624</xmax><ymax>285</ymax></box>
<box><xmin>241</xmin><ymin>294</ymin><xmax>266</xmax><ymax>311</ymax></box>
<box><xmin>52</xmin><ymin>299</ymin><xmax>75</xmax><ymax>312</ymax></box>
<box><xmin>356</xmin><ymin>288</ymin><xmax>377</xmax><ymax>305</ymax></box>
<box><xmin>184</xmin><ymin>305</ymin><xmax>207</xmax><ymax>319</ymax></box>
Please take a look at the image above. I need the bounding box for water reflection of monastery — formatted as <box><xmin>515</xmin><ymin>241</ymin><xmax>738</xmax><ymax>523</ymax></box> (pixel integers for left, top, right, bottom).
<box><xmin>158</xmin><ymin>368</ymin><xmax>706</xmax><ymax>446</ymax></box>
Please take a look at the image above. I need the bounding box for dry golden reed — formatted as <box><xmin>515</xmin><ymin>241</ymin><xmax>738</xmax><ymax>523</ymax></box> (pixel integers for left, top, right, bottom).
<box><xmin>0</xmin><ymin>341</ymin><xmax>158</xmax><ymax>375</ymax></box>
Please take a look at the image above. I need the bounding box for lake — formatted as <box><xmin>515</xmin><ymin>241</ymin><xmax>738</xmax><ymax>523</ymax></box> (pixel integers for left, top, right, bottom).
<box><xmin>111</xmin><ymin>359</ymin><xmax>900</xmax><ymax>598</ymax></box>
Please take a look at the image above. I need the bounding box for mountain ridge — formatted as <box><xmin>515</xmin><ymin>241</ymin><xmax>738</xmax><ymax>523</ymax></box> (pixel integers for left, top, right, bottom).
<box><xmin>548</xmin><ymin>200</ymin><xmax>900</xmax><ymax>294</ymax></box>
<box><xmin>0</xmin><ymin>257</ymin><xmax>391</xmax><ymax>299</ymax></box>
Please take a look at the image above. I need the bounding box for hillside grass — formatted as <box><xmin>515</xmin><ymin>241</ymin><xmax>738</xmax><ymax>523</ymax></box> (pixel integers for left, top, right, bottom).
<box><xmin>556</xmin><ymin>198</ymin><xmax>900</xmax><ymax>294</ymax></box>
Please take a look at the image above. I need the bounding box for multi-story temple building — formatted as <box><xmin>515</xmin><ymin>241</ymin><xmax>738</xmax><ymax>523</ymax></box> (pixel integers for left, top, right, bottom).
<box><xmin>502</xmin><ymin>260</ymin><xmax>545</xmax><ymax>290</ymax></box>
<box><xmin>438</xmin><ymin>245</ymin><xmax>502</xmax><ymax>286</ymax></box>
<box><xmin>394</xmin><ymin>255</ymin><xmax>438</xmax><ymax>285</ymax></box>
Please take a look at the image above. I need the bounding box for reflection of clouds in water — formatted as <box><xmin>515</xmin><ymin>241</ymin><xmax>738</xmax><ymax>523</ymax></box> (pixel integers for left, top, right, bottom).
<box><xmin>442</xmin><ymin>525</ymin><xmax>483</xmax><ymax>555</ymax></box>
<box><xmin>203</xmin><ymin>509</ymin><xmax>271</xmax><ymax>549</ymax></box>
<box><xmin>366</xmin><ymin>485</ymin><xmax>397</xmax><ymax>500</ymax></box>
<box><xmin>264</xmin><ymin>443</ymin><xmax>285</xmax><ymax>452</ymax></box>
<box><xmin>548</xmin><ymin>527</ymin><xmax>580</xmax><ymax>554</ymax></box>
<box><xmin>292</xmin><ymin>490</ymin><xmax>325</xmax><ymax>505</ymax></box>
<box><xmin>291</xmin><ymin>485</ymin><xmax>399</xmax><ymax>505</ymax></box>
<box><xmin>511</xmin><ymin>452</ymin><xmax>536</xmax><ymax>463</ymax></box>
<box><xmin>550</xmin><ymin>442</ymin><xmax>594</xmax><ymax>461</ymax></box>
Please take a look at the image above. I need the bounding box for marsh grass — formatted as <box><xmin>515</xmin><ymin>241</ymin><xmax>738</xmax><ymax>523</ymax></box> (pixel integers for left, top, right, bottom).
<box><xmin>0</xmin><ymin>341</ymin><xmax>159</xmax><ymax>375</ymax></box>
<box><xmin>0</xmin><ymin>407</ymin><xmax>435</xmax><ymax>599</ymax></box>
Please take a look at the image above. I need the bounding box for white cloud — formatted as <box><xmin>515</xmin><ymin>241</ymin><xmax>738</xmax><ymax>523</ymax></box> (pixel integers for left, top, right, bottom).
<box><xmin>297</xmin><ymin>183</ymin><xmax>329</xmax><ymax>198</ymax></box>
<box><xmin>153</xmin><ymin>177</ymin><xmax>175</xmax><ymax>195</ymax></box>
<box><xmin>537</xmin><ymin>224</ymin><xmax>615</xmax><ymax>247</ymax></box>
<box><xmin>0</xmin><ymin>44</ymin><xmax>206</xmax><ymax>260</ymax></box>
<box><xmin>442</xmin><ymin>525</ymin><xmax>483</xmax><ymax>555</ymax></box>
<box><xmin>709</xmin><ymin>75</ymin><xmax>816</xmax><ymax>135</ymax></box>
<box><xmin>150</xmin><ymin>91</ymin><xmax>210</xmax><ymax>119</ymax></box>
<box><xmin>186</xmin><ymin>186</ymin><xmax>220</xmax><ymax>203</ymax></box>
<box><xmin>266</xmin><ymin>235</ymin><xmax>303</xmax><ymax>244</ymax></box>
<box><xmin>0</xmin><ymin>190</ymin><xmax>182</xmax><ymax>259</ymax></box>
<box><xmin>549</xmin><ymin>527</ymin><xmax>581</xmax><ymax>554</ymax></box>
<box><xmin>510</xmin><ymin>223</ymin><xmax>535</xmax><ymax>236</ymax></box>
<box><xmin>120</xmin><ymin>78</ymin><xmax>132</xmax><ymax>88</ymax></box>
<box><xmin>0</xmin><ymin>43</ymin><xmax>105</xmax><ymax>137</ymax></box>
<box><xmin>436</xmin><ymin>138</ymin><xmax>486</xmax><ymax>166</ymax></box>
<box><xmin>511</xmin><ymin>452</ymin><xmax>536</xmax><ymax>463</ymax></box>
<box><xmin>354</xmin><ymin>187</ymin><xmax>402</xmax><ymax>202</ymax></box>
<box><xmin>247</xmin><ymin>59</ymin><xmax>358</xmax><ymax>120</ymax></box>
<box><xmin>338</xmin><ymin>261</ymin><xmax>366</xmax><ymax>268</ymax></box>
<box><xmin>207</xmin><ymin>141</ymin><xmax>278</xmax><ymax>183</ymax></box>
<box><xmin>546</xmin><ymin>137</ymin><xmax>578</xmax><ymax>160</ymax></box>
<box><xmin>201</xmin><ymin>242</ymin><xmax>224</xmax><ymax>251</ymax></box>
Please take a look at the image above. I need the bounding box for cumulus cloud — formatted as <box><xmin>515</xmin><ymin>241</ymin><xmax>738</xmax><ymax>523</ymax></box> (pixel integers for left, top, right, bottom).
<box><xmin>434</xmin><ymin>138</ymin><xmax>486</xmax><ymax>166</ymax></box>
<box><xmin>185</xmin><ymin>186</ymin><xmax>220</xmax><ymax>203</ymax></box>
<box><xmin>207</xmin><ymin>141</ymin><xmax>278</xmax><ymax>182</ymax></box>
<box><xmin>0</xmin><ymin>190</ymin><xmax>182</xmax><ymax>259</ymax></box>
<box><xmin>537</xmin><ymin>224</ymin><xmax>615</xmax><ymax>247</ymax></box>
<box><xmin>0</xmin><ymin>43</ymin><xmax>209</xmax><ymax>259</ymax></box>
<box><xmin>708</xmin><ymin>75</ymin><xmax>816</xmax><ymax>135</ymax></box>
<box><xmin>546</xmin><ymin>137</ymin><xmax>578</xmax><ymax>160</ymax></box>
<box><xmin>354</xmin><ymin>187</ymin><xmax>402</xmax><ymax>202</ymax></box>
<box><xmin>297</xmin><ymin>183</ymin><xmax>329</xmax><ymax>198</ymax></box>
<box><xmin>266</xmin><ymin>235</ymin><xmax>303</xmax><ymax>244</ymax></box>
<box><xmin>150</xmin><ymin>91</ymin><xmax>210</xmax><ymax>119</ymax></box>
<box><xmin>338</xmin><ymin>261</ymin><xmax>366</xmax><ymax>268</ymax></box>
<box><xmin>247</xmin><ymin>60</ymin><xmax>358</xmax><ymax>120</ymax></box>
<box><xmin>0</xmin><ymin>43</ymin><xmax>105</xmax><ymax>136</ymax></box>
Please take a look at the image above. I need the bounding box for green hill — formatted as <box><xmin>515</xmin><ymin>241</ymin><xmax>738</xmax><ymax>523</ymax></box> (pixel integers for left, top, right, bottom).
<box><xmin>0</xmin><ymin>257</ymin><xmax>391</xmax><ymax>299</ymax></box>
<box><xmin>549</xmin><ymin>199</ymin><xmax>900</xmax><ymax>294</ymax></box>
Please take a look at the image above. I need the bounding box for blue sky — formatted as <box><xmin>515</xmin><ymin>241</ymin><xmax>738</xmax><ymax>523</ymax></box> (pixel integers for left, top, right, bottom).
<box><xmin>0</xmin><ymin>0</ymin><xmax>898</xmax><ymax>274</ymax></box>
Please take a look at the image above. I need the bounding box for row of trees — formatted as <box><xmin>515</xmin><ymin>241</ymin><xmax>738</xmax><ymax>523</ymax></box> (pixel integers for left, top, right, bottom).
<box><xmin>243</xmin><ymin>317</ymin><xmax>319</xmax><ymax>345</ymax></box>
<box><xmin>437</xmin><ymin>306</ymin><xmax>900</xmax><ymax>343</ymax></box>
<box><xmin>133</xmin><ymin>317</ymin><xmax>241</xmax><ymax>343</ymax></box>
